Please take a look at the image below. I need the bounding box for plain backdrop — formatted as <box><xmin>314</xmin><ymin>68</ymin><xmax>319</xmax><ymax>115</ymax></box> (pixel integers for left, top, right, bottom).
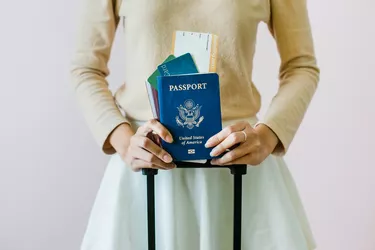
<box><xmin>0</xmin><ymin>0</ymin><xmax>374</xmax><ymax>249</ymax></box>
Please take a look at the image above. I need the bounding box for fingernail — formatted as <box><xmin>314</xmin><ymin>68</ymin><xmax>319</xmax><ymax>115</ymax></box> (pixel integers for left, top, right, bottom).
<box><xmin>210</xmin><ymin>148</ymin><xmax>218</xmax><ymax>157</ymax></box>
<box><xmin>166</xmin><ymin>135</ymin><xmax>173</xmax><ymax>143</ymax></box>
<box><xmin>211</xmin><ymin>159</ymin><xmax>218</xmax><ymax>165</ymax></box>
<box><xmin>167</xmin><ymin>163</ymin><xmax>176</xmax><ymax>169</ymax></box>
<box><xmin>163</xmin><ymin>154</ymin><xmax>172</xmax><ymax>162</ymax></box>
<box><xmin>205</xmin><ymin>140</ymin><xmax>211</xmax><ymax>148</ymax></box>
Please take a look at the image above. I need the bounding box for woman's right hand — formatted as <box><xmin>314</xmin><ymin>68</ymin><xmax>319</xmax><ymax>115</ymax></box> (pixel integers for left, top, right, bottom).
<box><xmin>109</xmin><ymin>119</ymin><xmax>176</xmax><ymax>172</ymax></box>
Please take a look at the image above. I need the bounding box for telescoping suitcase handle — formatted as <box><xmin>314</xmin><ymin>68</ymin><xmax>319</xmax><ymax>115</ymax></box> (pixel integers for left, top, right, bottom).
<box><xmin>142</xmin><ymin>161</ymin><xmax>247</xmax><ymax>250</ymax></box>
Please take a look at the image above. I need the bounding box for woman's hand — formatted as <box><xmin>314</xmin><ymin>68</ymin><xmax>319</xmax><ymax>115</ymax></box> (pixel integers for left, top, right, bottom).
<box><xmin>109</xmin><ymin>119</ymin><xmax>176</xmax><ymax>172</ymax></box>
<box><xmin>205</xmin><ymin>121</ymin><xmax>279</xmax><ymax>166</ymax></box>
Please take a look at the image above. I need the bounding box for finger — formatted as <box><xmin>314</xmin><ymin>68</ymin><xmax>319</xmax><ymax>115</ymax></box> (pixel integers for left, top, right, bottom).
<box><xmin>205</xmin><ymin>121</ymin><xmax>247</xmax><ymax>148</ymax></box>
<box><xmin>222</xmin><ymin>154</ymin><xmax>252</xmax><ymax>166</ymax></box>
<box><xmin>133</xmin><ymin>136</ymin><xmax>174</xmax><ymax>163</ymax></box>
<box><xmin>211</xmin><ymin>143</ymin><xmax>250</xmax><ymax>165</ymax></box>
<box><xmin>209</xmin><ymin>131</ymin><xmax>249</xmax><ymax>157</ymax></box>
<box><xmin>129</xmin><ymin>158</ymin><xmax>155</xmax><ymax>172</ymax></box>
<box><xmin>222</xmin><ymin>152</ymin><xmax>263</xmax><ymax>166</ymax></box>
<box><xmin>137</xmin><ymin>119</ymin><xmax>173</xmax><ymax>143</ymax></box>
<box><xmin>212</xmin><ymin>141</ymin><xmax>264</xmax><ymax>166</ymax></box>
<box><xmin>211</xmin><ymin>151</ymin><xmax>252</xmax><ymax>166</ymax></box>
<box><xmin>131</xmin><ymin>159</ymin><xmax>173</xmax><ymax>172</ymax></box>
<box><xmin>131</xmin><ymin>141</ymin><xmax>171</xmax><ymax>166</ymax></box>
<box><xmin>148</xmin><ymin>132</ymin><xmax>161</xmax><ymax>146</ymax></box>
<box><xmin>131</xmin><ymin>146</ymin><xmax>176</xmax><ymax>169</ymax></box>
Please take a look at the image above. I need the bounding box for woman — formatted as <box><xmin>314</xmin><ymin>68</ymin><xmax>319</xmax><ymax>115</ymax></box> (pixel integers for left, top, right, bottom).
<box><xmin>70</xmin><ymin>0</ymin><xmax>320</xmax><ymax>249</ymax></box>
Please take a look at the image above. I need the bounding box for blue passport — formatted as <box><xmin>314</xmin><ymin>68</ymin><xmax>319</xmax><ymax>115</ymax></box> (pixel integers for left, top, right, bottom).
<box><xmin>157</xmin><ymin>73</ymin><xmax>222</xmax><ymax>161</ymax></box>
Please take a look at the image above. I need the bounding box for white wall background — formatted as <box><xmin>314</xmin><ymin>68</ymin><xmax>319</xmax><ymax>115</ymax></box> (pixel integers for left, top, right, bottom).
<box><xmin>0</xmin><ymin>0</ymin><xmax>374</xmax><ymax>249</ymax></box>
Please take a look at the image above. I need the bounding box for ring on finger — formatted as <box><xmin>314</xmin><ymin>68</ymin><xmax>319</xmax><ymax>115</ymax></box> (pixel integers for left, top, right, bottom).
<box><xmin>241</xmin><ymin>130</ymin><xmax>247</xmax><ymax>142</ymax></box>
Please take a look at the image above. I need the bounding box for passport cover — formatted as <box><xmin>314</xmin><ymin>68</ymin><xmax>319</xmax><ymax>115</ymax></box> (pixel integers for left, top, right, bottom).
<box><xmin>147</xmin><ymin>55</ymin><xmax>176</xmax><ymax>90</ymax></box>
<box><xmin>157</xmin><ymin>73</ymin><xmax>222</xmax><ymax>161</ymax></box>
<box><xmin>157</xmin><ymin>53</ymin><xmax>198</xmax><ymax>77</ymax></box>
<box><xmin>146</xmin><ymin>55</ymin><xmax>176</xmax><ymax>118</ymax></box>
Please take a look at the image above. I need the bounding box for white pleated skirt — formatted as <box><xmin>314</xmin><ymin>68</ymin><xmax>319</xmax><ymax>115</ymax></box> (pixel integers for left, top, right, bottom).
<box><xmin>80</xmin><ymin>117</ymin><xmax>317</xmax><ymax>250</ymax></box>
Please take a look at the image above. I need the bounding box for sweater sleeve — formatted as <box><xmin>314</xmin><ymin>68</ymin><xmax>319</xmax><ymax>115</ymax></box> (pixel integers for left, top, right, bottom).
<box><xmin>255</xmin><ymin>0</ymin><xmax>320</xmax><ymax>156</ymax></box>
<box><xmin>70</xmin><ymin>0</ymin><xmax>130</xmax><ymax>154</ymax></box>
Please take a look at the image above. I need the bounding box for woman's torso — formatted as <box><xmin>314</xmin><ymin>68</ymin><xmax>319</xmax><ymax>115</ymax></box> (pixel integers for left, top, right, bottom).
<box><xmin>114</xmin><ymin>0</ymin><xmax>271</xmax><ymax>122</ymax></box>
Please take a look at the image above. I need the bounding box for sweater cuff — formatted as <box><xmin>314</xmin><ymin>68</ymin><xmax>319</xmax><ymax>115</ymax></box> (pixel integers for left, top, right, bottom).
<box><xmin>97</xmin><ymin>115</ymin><xmax>131</xmax><ymax>155</ymax></box>
<box><xmin>254</xmin><ymin>120</ymin><xmax>289</xmax><ymax>157</ymax></box>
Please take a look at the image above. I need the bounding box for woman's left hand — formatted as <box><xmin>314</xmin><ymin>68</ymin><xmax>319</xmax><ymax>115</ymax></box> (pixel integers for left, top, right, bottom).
<box><xmin>205</xmin><ymin>121</ymin><xmax>279</xmax><ymax>166</ymax></box>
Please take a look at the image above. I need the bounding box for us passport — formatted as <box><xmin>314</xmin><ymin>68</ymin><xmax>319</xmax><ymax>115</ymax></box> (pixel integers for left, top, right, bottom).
<box><xmin>157</xmin><ymin>73</ymin><xmax>222</xmax><ymax>161</ymax></box>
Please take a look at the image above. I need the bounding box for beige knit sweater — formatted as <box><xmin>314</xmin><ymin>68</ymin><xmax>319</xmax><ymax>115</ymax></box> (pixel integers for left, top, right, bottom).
<box><xmin>70</xmin><ymin>0</ymin><xmax>320</xmax><ymax>155</ymax></box>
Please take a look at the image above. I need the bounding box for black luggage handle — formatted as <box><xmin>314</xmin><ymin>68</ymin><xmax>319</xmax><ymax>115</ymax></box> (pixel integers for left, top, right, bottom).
<box><xmin>142</xmin><ymin>161</ymin><xmax>247</xmax><ymax>250</ymax></box>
